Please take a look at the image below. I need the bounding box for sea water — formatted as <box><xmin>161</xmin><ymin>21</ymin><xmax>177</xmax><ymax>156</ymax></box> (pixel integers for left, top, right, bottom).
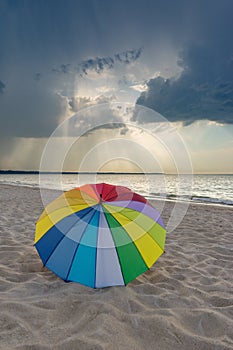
<box><xmin>0</xmin><ymin>173</ymin><xmax>232</xmax><ymax>207</ymax></box>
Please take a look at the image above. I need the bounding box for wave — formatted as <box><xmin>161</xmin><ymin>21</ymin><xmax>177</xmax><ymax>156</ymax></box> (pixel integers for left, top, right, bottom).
<box><xmin>190</xmin><ymin>195</ymin><xmax>233</xmax><ymax>206</ymax></box>
<box><xmin>148</xmin><ymin>192</ymin><xmax>233</xmax><ymax>207</ymax></box>
<box><xmin>1</xmin><ymin>177</ymin><xmax>232</xmax><ymax>207</ymax></box>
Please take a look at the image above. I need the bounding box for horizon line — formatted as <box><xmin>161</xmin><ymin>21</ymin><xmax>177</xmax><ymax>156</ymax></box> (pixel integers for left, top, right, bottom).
<box><xmin>0</xmin><ymin>170</ymin><xmax>233</xmax><ymax>175</ymax></box>
<box><xmin>0</xmin><ymin>170</ymin><xmax>164</xmax><ymax>175</ymax></box>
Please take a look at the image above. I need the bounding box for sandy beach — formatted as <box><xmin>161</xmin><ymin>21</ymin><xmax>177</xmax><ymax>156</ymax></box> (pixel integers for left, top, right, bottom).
<box><xmin>0</xmin><ymin>184</ymin><xmax>233</xmax><ymax>350</ymax></box>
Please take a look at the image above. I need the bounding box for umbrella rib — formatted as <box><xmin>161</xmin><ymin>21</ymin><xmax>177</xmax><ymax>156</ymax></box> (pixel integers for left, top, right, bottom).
<box><xmin>65</xmin><ymin>209</ymin><xmax>98</xmax><ymax>282</ymax></box>
<box><xmin>105</xmin><ymin>201</ymin><xmax>164</xmax><ymax>227</ymax></box>
<box><xmin>105</xmin><ymin>204</ymin><xmax>165</xmax><ymax>252</ymax></box>
<box><xmin>93</xmin><ymin>208</ymin><xmax>101</xmax><ymax>289</ymax></box>
<box><xmin>79</xmin><ymin>190</ymin><xmax>98</xmax><ymax>202</ymax></box>
<box><xmin>122</xmin><ymin>210</ymin><xmax>165</xmax><ymax>252</ymax></box>
<box><xmin>105</xmin><ymin>187</ymin><xmax>131</xmax><ymax>202</ymax></box>
<box><xmin>37</xmin><ymin>188</ymin><xmax>98</xmax><ymax>223</ymax></box>
<box><xmin>102</xmin><ymin>206</ymin><xmax>137</xmax><ymax>285</ymax></box>
<box><xmin>43</xmin><ymin>207</ymin><xmax>95</xmax><ymax>268</ymax></box>
<box><xmin>106</xmin><ymin>194</ymin><xmax>150</xmax><ymax>205</ymax></box>
<box><xmin>38</xmin><ymin>200</ymin><xmax>96</xmax><ymax>224</ymax></box>
<box><xmin>101</xmin><ymin>183</ymin><xmax>117</xmax><ymax>200</ymax></box>
<box><xmin>103</xmin><ymin>206</ymin><xmax>164</xmax><ymax>268</ymax></box>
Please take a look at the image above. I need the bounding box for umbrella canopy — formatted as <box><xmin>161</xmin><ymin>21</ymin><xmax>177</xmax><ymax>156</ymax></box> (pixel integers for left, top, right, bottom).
<box><xmin>35</xmin><ymin>183</ymin><xmax>166</xmax><ymax>288</ymax></box>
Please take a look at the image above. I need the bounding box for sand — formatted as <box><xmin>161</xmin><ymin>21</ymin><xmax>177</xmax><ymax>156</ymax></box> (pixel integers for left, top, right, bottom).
<box><xmin>0</xmin><ymin>184</ymin><xmax>233</xmax><ymax>350</ymax></box>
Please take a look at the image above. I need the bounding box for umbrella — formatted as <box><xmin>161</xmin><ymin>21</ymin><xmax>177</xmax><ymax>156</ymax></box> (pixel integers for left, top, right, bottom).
<box><xmin>34</xmin><ymin>183</ymin><xmax>166</xmax><ymax>288</ymax></box>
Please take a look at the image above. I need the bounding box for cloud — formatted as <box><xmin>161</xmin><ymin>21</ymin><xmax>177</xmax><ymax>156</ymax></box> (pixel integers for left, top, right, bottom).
<box><xmin>78</xmin><ymin>48</ymin><xmax>142</xmax><ymax>76</ymax></box>
<box><xmin>137</xmin><ymin>50</ymin><xmax>233</xmax><ymax>125</ymax></box>
<box><xmin>0</xmin><ymin>137</ymin><xmax>17</xmax><ymax>169</ymax></box>
<box><xmin>68</xmin><ymin>94</ymin><xmax>118</xmax><ymax>113</ymax></box>
<box><xmin>114</xmin><ymin>48</ymin><xmax>142</xmax><ymax>64</ymax></box>
<box><xmin>87</xmin><ymin>122</ymin><xmax>127</xmax><ymax>136</ymax></box>
<box><xmin>130</xmin><ymin>83</ymin><xmax>148</xmax><ymax>92</ymax></box>
<box><xmin>52</xmin><ymin>64</ymin><xmax>71</xmax><ymax>74</ymax></box>
<box><xmin>34</xmin><ymin>73</ymin><xmax>41</xmax><ymax>81</ymax></box>
<box><xmin>0</xmin><ymin>80</ymin><xmax>5</xmax><ymax>94</ymax></box>
<box><xmin>55</xmin><ymin>100</ymin><xmax>130</xmax><ymax>138</ymax></box>
<box><xmin>120</xmin><ymin>126</ymin><xmax>129</xmax><ymax>135</ymax></box>
<box><xmin>1</xmin><ymin>86</ymin><xmax>68</xmax><ymax>138</ymax></box>
<box><xmin>0</xmin><ymin>137</ymin><xmax>46</xmax><ymax>170</ymax></box>
<box><xmin>79</xmin><ymin>57</ymin><xmax>114</xmax><ymax>76</ymax></box>
<box><xmin>50</xmin><ymin>48</ymin><xmax>142</xmax><ymax>78</ymax></box>
<box><xmin>96</xmin><ymin>86</ymin><xmax>116</xmax><ymax>93</ymax></box>
<box><xmin>136</xmin><ymin>2</ymin><xmax>233</xmax><ymax>125</ymax></box>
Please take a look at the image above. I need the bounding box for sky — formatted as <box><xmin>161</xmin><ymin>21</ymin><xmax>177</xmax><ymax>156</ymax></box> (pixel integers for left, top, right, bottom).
<box><xmin>0</xmin><ymin>0</ymin><xmax>233</xmax><ymax>173</ymax></box>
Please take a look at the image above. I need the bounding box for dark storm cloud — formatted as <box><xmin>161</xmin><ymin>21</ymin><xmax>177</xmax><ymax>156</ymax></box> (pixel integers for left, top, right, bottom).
<box><xmin>78</xmin><ymin>48</ymin><xmax>142</xmax><ymax>76</ymax></box>
<box><xmin>50</xmin><ymin>48</ymin><xmax>142</xmax><ymax>78</ymax></box>
<box><xmin>137</xmin><ymin>50</ymin><xmax>233</xmax><ymax>125</ymax></box>
<box><xmin>79</xmin><ymin>56</ymin><xmax>114</xmax><ymax>76</ymax></box>
<box><xmin>114</xmin><ymin>48</ymin><xmax>142</xmax><ymax>64</ymax></box>
<box><xmin>33</xmin><ymin>73</ymin><xmax>41</xmax><ymax>81</ymax></box>
<box><xmin>0</xmin><ymin>137</ymin><xmax>17</xmax><ymax>169</ymax></box>
<box><xmin>136</xmin><ymin>1</ymin><xmax>233</xmax><ymax>124</ymax></box>
<box><xmin>85</xmin><ymin>122</ymin><xmax>127</xmax><ymax>137</ymax></box>
<box><xmin>52</xmin><ymin>64</ymin><xmax>71</xmax><ymax>74</ymax></box>
<box><xmin>0</xmin><ymin>0</ymin><xmax>187</xmax><ymax>138</ymax></box>
<box><xmin>1</xmin><ymin>85</ymin><xmax>68</xmax><ymax>138</ymax></box>
<box><xmin>50</xmin><ymin>48</ymin><xmax>142</xmax><ymax>77</ymax></box>
<box><xmin>0</xmin><ymin>80</ymin><xmax>5</xmax><ymax>94</ymax></box>
<box><xmin>1</xmin><ymin>0</ymin><xmax>233</xmax><ymax>141</ymax></box>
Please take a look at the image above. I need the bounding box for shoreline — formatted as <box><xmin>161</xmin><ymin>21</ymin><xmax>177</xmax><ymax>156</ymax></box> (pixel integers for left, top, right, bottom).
<box><xmin>1</xmin><ymin>182</ymin><xmax>232</xmax><ymax>210</ymax></box>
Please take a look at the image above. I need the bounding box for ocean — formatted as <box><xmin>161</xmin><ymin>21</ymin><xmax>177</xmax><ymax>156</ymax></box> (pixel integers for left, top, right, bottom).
<box><xmin>0</xmin><ymin>173</ymin><xmax>232</xmax><ymax>207</ymax></box>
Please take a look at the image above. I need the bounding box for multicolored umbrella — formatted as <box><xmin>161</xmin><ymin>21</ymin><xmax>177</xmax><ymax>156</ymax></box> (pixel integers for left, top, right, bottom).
<box><xmin>35</xmin><ymin>183</ymin><xmax>166</xmax><ymax>288</ymax></box>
